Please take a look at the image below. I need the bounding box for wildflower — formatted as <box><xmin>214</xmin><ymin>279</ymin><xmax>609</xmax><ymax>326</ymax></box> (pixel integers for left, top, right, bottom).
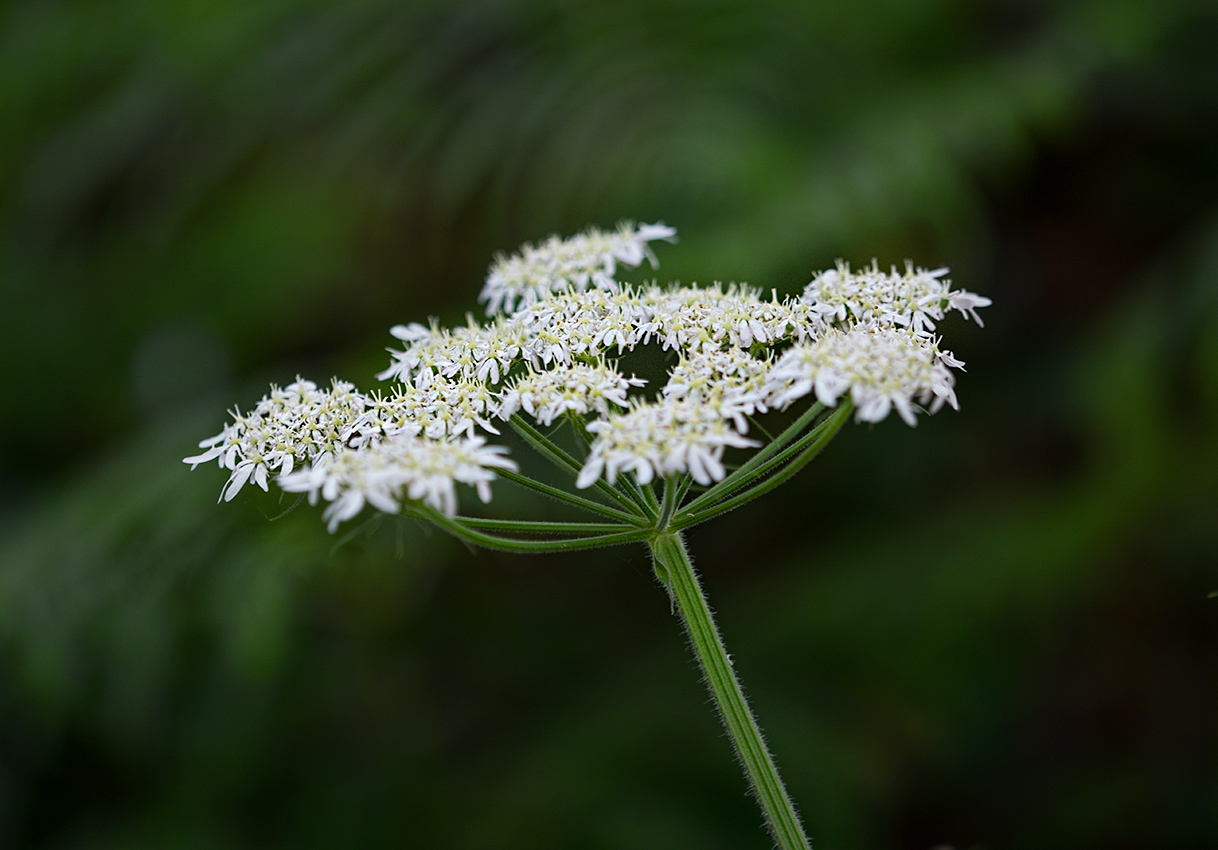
<box><xmin>183</xmin><ymin>378</ymin><xmax>368</xmax><ymax>502</ymax></box>
<box><xmin>497</xmin><ymin>361</ymin><xmax>646</xmax><ymax>426</ymax></box>
<box><xmin>479</xmin><ymin>221</ymin><xmax>677</xmax><ymax>316</ymax></box>
<box><xmin>662</xmin><ymin>347</ymin><xmax>773</xmax><ymax>431</ymax></box>
<box><xmin>802</xmin><ymin>260</ymin><xmax>990</xmax><ymax>333</ymax></box>
<box><xmin>762</xmin><ymin>325</ymin><xmax>964</xmax><ymax>426</ymax></box>
<box><xmin>349</xmin><ymin>377</ymin><xmax>501</xmax><ymax>443</ymax></box>
<box><xmin>188</xmin><ymin>220</ymin><xmax>987</xmax><ymax>523</ymax></box>
<box><xmin>278</xmin><ymin>434</ymin><xmax>517</xmax><ymax>531</ymax></box>
<box><xmin>377</xmin><ymin>315</ymin><xmax>526</xmax><ymax>387</ymax></box>
<box><xmin>642</xmin><ymin>283</ymin><xmax>821</xmax><ymax>353</ymax></box>
<box><xmin>511</xmin><ymin>287</ymin><xmax>648</xmax><ymax>365</ymax></box>
<box><xmin>185</xmin><ymin>220</ymin><xmax>991</xmax><ymax>850</ymax></box>
<box><xmin>577</xmin><ymin>397</ymin><xmax>759</xmax><ymax>488</ymax></box>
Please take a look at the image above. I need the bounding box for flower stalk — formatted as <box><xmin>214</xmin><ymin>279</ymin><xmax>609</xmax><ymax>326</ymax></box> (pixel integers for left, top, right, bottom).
<box><xmin>650</xmin><ymin>531</ymin><xmax>811</xmax><ymax>850</ymax></box>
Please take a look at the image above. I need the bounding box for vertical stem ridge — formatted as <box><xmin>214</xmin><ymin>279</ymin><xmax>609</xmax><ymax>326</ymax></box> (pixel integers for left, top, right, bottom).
<box><xmin>650</xmin><ymin>532</ymin><xmax>812</xmax><ymax>850</ymax></box>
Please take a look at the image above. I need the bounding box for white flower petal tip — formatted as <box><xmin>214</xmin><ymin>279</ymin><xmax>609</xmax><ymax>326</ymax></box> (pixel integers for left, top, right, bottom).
<box><xmin>635</xmin><ymin>222</ymin><xmax>678</xmax><ymax>243</ymax></box>
<box><xmin>389</xmin><ymin>322</ymin><xmax>432</xmax><ymax>341</ymax></box>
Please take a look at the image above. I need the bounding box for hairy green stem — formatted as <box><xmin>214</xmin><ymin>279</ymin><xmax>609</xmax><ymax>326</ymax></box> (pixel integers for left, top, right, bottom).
<box><xmin>674</xmin><ymin>402</ymin><xmax>851</xmax><ymax>530</ymax></box>
<box><xmin>403</xmin><ymin>400</ymin><xmax>855</xmax><ymax>846</ymax></box>
<box><xmin>684</xmin><ymin>401</ymin><xmax>824</xmax><ymax>515</ymax></box>
<box><xmin>494</xmin><ymin>468</ymin><xmax>645</xmax><ymax>524</ymax></box>
<box><xmin>618</xmin><ymin>474</ymin><xmax>660</xmax><ymax>519</ymax></box>
<box><xmin>508</xmin><ymin>416</ymin><xmax>644</xmax><ymax>516</ymax></box>
<box><xmin>657</xmin><ymin>475</ymin><xmax>681</xmax><ymax>529</ymax></box>
<box><xmin>455</xmin><ymin>517</ymin><xmax>634</xmax><ymax>534</ymax></box>
<box><xmin>649</xmin><ymin>532</ymin><xmax>811</xmax><ymax>850</ymax></box>
<box><xmin>408</xmin><ymin>506</ymin><xmax>652</xmax><ymax>552</ymax></box>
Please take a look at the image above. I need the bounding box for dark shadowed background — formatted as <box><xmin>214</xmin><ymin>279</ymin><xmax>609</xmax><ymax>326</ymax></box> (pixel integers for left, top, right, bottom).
<box><xmin>1</xmin><ymin>1</ymin><xmax>1216</xmax><ymax>848</ymax></box>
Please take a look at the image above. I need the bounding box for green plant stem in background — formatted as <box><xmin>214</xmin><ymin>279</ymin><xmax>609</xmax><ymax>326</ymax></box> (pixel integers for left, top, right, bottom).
<box><xmin>650</xmin><ymin>531</ymin><xmax>812</xmax><ymax>850</ymax></box>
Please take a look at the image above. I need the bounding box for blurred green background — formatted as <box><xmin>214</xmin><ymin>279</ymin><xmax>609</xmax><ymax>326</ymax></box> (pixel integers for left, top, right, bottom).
<box><xmin>2</xmin><ymin>0</ymin><xmax>1216</xmax><ymax>847</ymax></box>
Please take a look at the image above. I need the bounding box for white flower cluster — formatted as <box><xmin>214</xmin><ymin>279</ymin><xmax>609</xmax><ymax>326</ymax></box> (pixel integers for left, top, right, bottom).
<box><xmin>577</xmin><ymin>398</ymin><xmax>759</xmax><ymax>488</ymax></box>
<box><xmin>377</xmin><ymin>315</ymin><xmax>527</xmax><ymax>387</ymax></box>
<box><xmin>763</xmin><ymin>326</ymin><xmax>963</xmax><ymax>426</ymax></box>
<box><xmin>480</xmin><ymin>221</ymin><xmax>677</xmax><ymax>315</ymax></box>
<box><xmin>755</xmin><ymin>261</ymin><xmax>988</xmax><ymax>428</ymax></box>
<box><xmin>184</xmin><ymin>377</ymin><xmax>516</xmax><ymax>521</ymax></box>
<box><xmin>662</xmin><ymin>348</ymin><xmax>773</xmax><ymax>431</ymax></box>
<box><xmin>278</xmin><ymin>434</ymin><xmax>514</xmax><ymax>532</ymax></box>
<box><xmin>802</xmin><ymin>260</ymin><xmax>991</xmax><ymax>333</ymax></box>
<box><xmin>354</xmin><ymin>380</ymin><xmax>502</xmax><ymax>441</ymax></box>
<box><xmin>642</xmin><ymin>284</ymin><xmax>821</xmax><ymax>351</ymax></box>
<box><xmin>383</xmin><ymin>282</ymin><xmax>823</xmax><ymax>388</ymax></box>
<box><xmin>184</xmin><ymin>378</ymin><xmax>367</xmax><ymax>502</ymax></box>
<box><xmin>189</xmin><ymin>220</ymin><xmax>989</xmax><ymax>526</ymax></box>
<box><xmin>497</xmin><ymin>361</ymin><xmax>645</xmax><ymax>426</ymax></box>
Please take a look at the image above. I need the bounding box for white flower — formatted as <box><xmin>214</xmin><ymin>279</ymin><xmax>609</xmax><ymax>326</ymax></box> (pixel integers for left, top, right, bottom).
<box><xmin>576</xmin><ymin>397</ymin><xmax>759</xmax><ymax>489</ymax></box>
<box><xmin>662</xmin><ymin>347</ymin><xmax>773</xmax><ymax>431</ymax></box>
<box><xmin>947</xmin><ymin>290</ymin><xmax>993</xmax><ymax>326</ymax></box>
<box><xmin>479</xmin><ymin>221</ymin><xmax>677</xmax><ymax>316</ymax></box>
<box><xmin>377</xmin><ymin>315</ymin><xmax>526</xmax><ymax>387</ymax></box>
<box><xmin>505</xmin><ymin>282</ymin><xmax>820</xmax><ymax>366</ymax></box>
<box><xmin>354</xmin><ymin>378</ymin><xmax>502</xmax><ymax>441</ymax></box>
<box><xmin>498</xmin><ymin>361</ymin><xmax>645</xmax><ymax>426</ymax></box>
<box><xmin>510</xmin><ymin>287</ymin><xmax>649</xmax><ymax>365</ymax></box>
<box><xmin>802</xmin><ymin>260</ymin><xmax>989</xmax><ymax>333</ymax></box>
<box><xmin>278</xmin><ymin>434</ymin><xmax>517</xmax><ymax>531</ymax></box>
<box><xmin>762</xmin><ymin>325</ymin><xmax>964</xmax><ymax>426</ymax></box>
<box><xmin>642</xmin><ymin>284</ymin><xmax>822</xmax><ymax>353</ymax></box>
<box><xmin>183</xmin><ymin>378</ymin><xmax>368</xmax><ymax>502</ymax></box>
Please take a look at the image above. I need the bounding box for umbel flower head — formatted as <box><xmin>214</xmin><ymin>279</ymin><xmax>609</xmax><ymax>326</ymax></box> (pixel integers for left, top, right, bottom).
<box><xmin>186</xmin><ymin>222</ymin><xmax>988</xmax><ymax>531</ymax></box>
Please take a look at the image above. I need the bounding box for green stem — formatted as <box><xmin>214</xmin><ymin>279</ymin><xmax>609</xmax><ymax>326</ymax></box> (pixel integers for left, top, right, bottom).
<box><xmin>407</xmin><ymin>506</ymin><xmax>652</xmax><ymax>553</ymax></box>
<box><xmin>618</xmin><ymin>474</ymin><xmax>660</xmax><ymax>520</ymax></box>
<box><xmin>509</xmin><ymin>416</ymin><xmax>644</xmax><ymax>516</ymax></box>
<box><xmin>496</xmin><ymin>468</ymin><xmax>645</xmax><ymax>525</ymax></box>
<box><xmin>567</xmin><ymin>411</ymin><xmax>659</xmax><ymax>519</ymax></box>
<box><xmin>673</xmin><ymin>474</ymin><xmax>694</xmax><ymax>507</ymax></box>
<box><xmin>657</xmin><ymin>475</ymin><xmax>681</xmax><ymax>529</ymax></box>
<box><xmin>684</xmin><ymin>402</ymin><xmax>824</xmax><ymax>515</ymax></box>
<box><xmin>695</xmin><ymin>409</ymin><xmax>842</xmax><ymax>511</ymax></box>
<box><xmin>674</xmin><ymin>402</ymin><xmax>851</xmax><ymax>530</ymax></box>
<box><xmin>649</xmin><ymin>532</ymin><xmax>811</xmax><ymax>850</ymax></box>
<box><xmin>642</xmin><ymin>481</ymin><xmax>662</xmax><ymax>514</ymax></box>
<box><xmin>455</xmin><ymin>517</ymin><xmax>633</xmax><ymax>534</ymax></box>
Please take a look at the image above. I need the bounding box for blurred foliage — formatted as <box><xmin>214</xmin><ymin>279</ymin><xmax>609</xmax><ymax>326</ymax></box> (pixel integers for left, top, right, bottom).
<box><xmin>1</xmin><ymin>0</ymin><xmax>1216</xmax><ymax>848</ymax></box>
